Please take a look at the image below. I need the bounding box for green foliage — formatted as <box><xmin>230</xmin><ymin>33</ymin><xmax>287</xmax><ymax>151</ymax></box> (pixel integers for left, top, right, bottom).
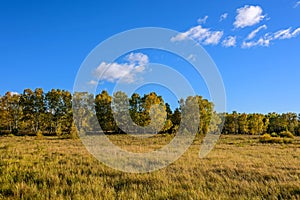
<box><xmin>270</xmin><ymin>132</ymin><xmax>278</xmax><ymax>137</ymax></box>
<box><xmin>0</xmin><ymin>88</ymin><xmax>300</xmax><ymax>137</ymax></box>
<box><xmin>180</xmin><ymin>96</ymin><xmax>200</xmax><ymax>134</ymax></box>
<box><xmin>222</xmin><ymin>111</ymin><xmax>299</xmax><ymax>136</ymax></box>
<box><xmin>282</xmin><ymin>138</ymin><xmax>294</xmax><ymax>144</ymax></box>
<box><xmin>145</xmin><ymin>93</ymin><xmax>167</xmax><ymax>134</ymax></box>
<box><xmin>267</xmin><ymin>112</ymin><xmax>298</xmax><ymax>134</ymax></box>
<box><xmin>279</xmin><ymin>130</ymin><xmax>294</xmax><ymax>138</ymax></box>
<box><xmin>223</xmin><ymin>111</ymin><xmax>239</xmax><ymax>134</ymax></box>
<box><xmin>1</xmin><ymin>92</ymin><xmax>21</xmax><ymax>133</ymax></box>
<box><xmin>7</xmin><ymin>133</ymin><xmax>15</xmax><ymax>137</ymax></box>
<box><xmin>95</xmin><ymin>90</ymin><xmax>116</xmax><ymax>133</ymax></box>
<box><xmin>161</xmin><ymin>119</ymin><xmax>173</xmax><ymax>133</ymax></box>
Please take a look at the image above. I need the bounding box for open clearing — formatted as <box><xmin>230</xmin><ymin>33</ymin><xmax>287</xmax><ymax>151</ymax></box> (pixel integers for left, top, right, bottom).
<box><xmin>0</xmin><ymin>135</ymin><xmax>299</xmax><ymax>199</ymax></box>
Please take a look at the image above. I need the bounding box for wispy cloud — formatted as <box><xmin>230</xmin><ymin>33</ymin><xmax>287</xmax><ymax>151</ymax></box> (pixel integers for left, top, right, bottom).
<box><xmin>234</xmin><ymin>5</ymin><xmax>265</xmax><ymax>28</ymax></box>
<box><xmin>242</xmin><ymin>35</ymin><xmax>272</xmax><ymax>48</ymax></box>
<box><xmin>197</xmin><ymin>16</ymin><xmax>208</xmax><ymax>24</ymax></box>
<box><xmin>246</xmin><ymin>25</ymin><xmax>267</xmax><ymax>40</ymax></box>
<box><xmin>242</xmin><ymin>27</ymin><xmax>300</xmax><ymax>48</ymax></box>
<box><xmin>171</xmin><ymin>25</ymin><xmax>223</xmax><ymax>45</ymax></box>
<box><xmin>294</xmin><ymin>1</ymin><xmax>300</xmax><ymax>8</ymax></box>
<box><xmin>274</xmin><ymin>27</ymin><xmax>300</xmax><ymax>39</ymax></box>
<box><xmin>93</xmin><ymin>53</ymin><xmax>148</xmax><ymax>83</ymax></box>
<box><xmin>219</xmin><ymin>13</ymin><xmax>228</xmax><ymax>22</ymax></box>
<box><xmin>171</xmin><ymin>5</ymin><xmax>300</xmax><ymax>49</ymax></box>
<box><xmin>222</xmin><ymin>36</ymin><xmax>237</xmax><ymax>47</ymax></box>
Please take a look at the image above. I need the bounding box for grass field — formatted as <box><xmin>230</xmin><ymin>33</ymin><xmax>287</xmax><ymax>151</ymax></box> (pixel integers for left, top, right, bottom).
<box><xmin>0</xmin><ymin>134</ymin><xmax>299</xmax><ymax>199</ymax></box>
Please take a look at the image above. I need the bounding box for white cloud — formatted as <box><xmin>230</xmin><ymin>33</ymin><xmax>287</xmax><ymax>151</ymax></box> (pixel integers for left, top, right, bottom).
<box><xmin>294</xmin><ymin>1</ymin><xmax>300</xmax><ymax>8</ymax></box>
<box><xmin>242</xmin><ymin>33</ymin><xmax>272</xmax><ymax>48</ymax></box>
<box><xmin>197</xmin><ymin>16</ymin><xmax>208</xmax><ymax>24</ymax></box>
<box><xmin>93</xmin><ymin>53</ymin><xmax>148</xmax><ymax>83</ymax></box>
<box><xmin>241</xmin><ymin>41</ymin><xmax>255</xmax><ymax>48</ymax></box>
<box><xmin>274</xmin><ymin>28</ymin><xmax>292</xmax><ymax>39</ymax></box>
<box><xmin>88</xmin><ymin>80</ymin><xmax>98</xmax><ymax>85</ymax></box>
<box><xmin>242</xmin><ymin>27</ymin><xmax>300</xmax><ymax>48</ymax></box>
<box><xmin>234</xmin><ymin>5</ymin><xmax>265</xmax><ymax>28</ymax></box>
<box><xmin>222</xmin><ymin>36</ymin><xmax>237</xmax><ymax>47</ymax></box>
<box><xmin>171</xmin><ymin>25</ymin><xmax>223</xmax><ymax>45</ymax></box>
<box><xmin>274</xmin><ymin>27</ymin><xmax>300</xmax><ymax>39</ymax></box>
<box><xmin>10</xmin><ymin>92</ymin><xmax>19</xmax><ymax>96</ymax></box>
<box><xmin>247</xmin><ymin>25</ymin><xmax>267</xmax><ymax>40</ymax></box>
<box><xmin>293</xmin><ymin>28</ymin><xmax>300</xmax><ymax>36</ymax></box>
<box><xmin>219</xmin><ymin>13</ymin><xmax>228</xmax><ymax>22</ymax></box>
<box><xmin>204</xmin><ymin>31</ymin><xmax>224</xmax><ymax>45</ymax></box>
<box><xmin>126</xmin><ymin>52</ymin><xmax>149</xmax><ymax>66</ymax></box>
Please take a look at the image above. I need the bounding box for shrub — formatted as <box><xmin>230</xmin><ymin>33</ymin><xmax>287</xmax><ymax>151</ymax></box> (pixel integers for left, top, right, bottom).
<box><xmin>270</xmin><ymin>132</ymin><xmax>278</xmax><ymax>137</ymax></box>
<box><xmin>69</xmin><ymin>123</ymin><xmax>79</xmax><ymax>139</ymax></box>
<box><xmin>260</xmin><ymin>132</ymin><xmax>294</xmax><ymax>144</ymax></box>
<box><xmin>283</xmin><ymin>138</ymin><xmax>293</xmax><ymax>144</ymax></box>
<box><xmin>36</xmin><ymin>130</ymin><xmax>43</xmax><ymax>139</ymax></box>
<box><xmin>279</xmin><ymin>131</ymin><xmax>294</xmax><ymax>138</ymax></box>
<box><xmin>269</xmin><ymin>137</ymin><xmax>284</xmax><ymax>144</ymax></box>
<box><xmin>7</xmin><ymin>133</ymin><xmax>14</xmax><ymax>137</ymax></box>
<box><xmin>260</xmin><ymin>133</ymin><xmax>271</xmax><ymax>140</ymax></box>
<box><xmin>260</xmin><ymin>134</ymin><xmax>281</xmax><ymax>143</ymax></box>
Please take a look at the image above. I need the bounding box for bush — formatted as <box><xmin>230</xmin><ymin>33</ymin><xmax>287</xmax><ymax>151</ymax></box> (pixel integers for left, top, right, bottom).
<box><xmin>260</xmin><ymin>133</ymin><xmax>271</xmax><ymax>140</ymax></box>
<box><xmin>279</xmin><ymin>131</ymin><xmax>294</xmax><ymax>138</ymax></box>
<box><xmin>260</xmin><ymin>134</ymin><xmax>283</xmax><ymax>144</ymax></box>
<box><xmin>36</xmin><ymin>130</ymin><xmax>43</xmax><ymax>138</ymax></box>
<box><xmin>270</xmin><ymin>137</ymin><xmax>284</xmax><ymax>144</ymax></box>
<box><xmin>270</xmin><ymin>132</ymin><xmax>278</xmax><ymax>137</ymax></box>
<box><xmin>283</xmin><ymin>138</ymin><xmax>293</xmax><ymax>144</ymax></box>
<box><xmin>260</xmin><ymin>132</ymin><xmax>294</xmax><ymax>144</ymax></box>
<box><xmin>63</xmin><ymin>122</ymin><xmax>78</xmax><ymax>139</ymax></box>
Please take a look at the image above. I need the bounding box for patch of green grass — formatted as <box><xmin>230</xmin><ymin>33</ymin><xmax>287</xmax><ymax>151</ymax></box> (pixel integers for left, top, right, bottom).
<box><xmin>0</xmin><ymin>135</ymin><xmax>299</xmax><ymax>199</ymax></box>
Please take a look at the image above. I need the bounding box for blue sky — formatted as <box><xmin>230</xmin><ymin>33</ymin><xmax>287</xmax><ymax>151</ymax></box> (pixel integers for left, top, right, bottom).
<box><xmin>1</xmin><ymin>0</ymin><xmax>300</xmax><ymax>113</ymax></box>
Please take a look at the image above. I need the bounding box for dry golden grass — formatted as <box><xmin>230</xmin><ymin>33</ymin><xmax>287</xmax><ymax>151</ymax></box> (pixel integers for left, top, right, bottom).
<box><xmin>0</xmin><ymin>134</ymin><xmax>299</xmax><ymax>199</ymax></box>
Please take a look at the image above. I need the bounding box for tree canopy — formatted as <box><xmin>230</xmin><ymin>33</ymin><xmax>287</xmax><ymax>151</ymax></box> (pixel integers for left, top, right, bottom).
<box><xmin>0</xmin><ymin>88</ymin><xmax>299</xmax><ymax>137</ymax></box>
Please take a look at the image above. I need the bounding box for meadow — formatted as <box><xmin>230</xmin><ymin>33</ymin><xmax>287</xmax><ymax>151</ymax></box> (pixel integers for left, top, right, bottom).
<box><xmin>0</xmin><ymin>134</ymin><xmax>299</xmax><ymax>199</ymax></box>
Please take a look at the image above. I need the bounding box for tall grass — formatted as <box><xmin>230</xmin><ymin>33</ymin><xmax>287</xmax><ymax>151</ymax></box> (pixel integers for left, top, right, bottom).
<box><xmin>0</xmin><ymin>135</ymin><xmax>299</xmax><ymax>199</ymax></box>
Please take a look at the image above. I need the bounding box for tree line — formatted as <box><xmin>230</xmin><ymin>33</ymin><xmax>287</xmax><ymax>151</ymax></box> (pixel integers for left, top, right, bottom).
<box><xmin>0</xmin><ymin>88</ymin><xmax>299</xmax><ymax>137</ymax></box>
<box><xmin>223</xmin><ymin>111</ymin><xmax>299</xmax><ymax>136</ymax></box>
